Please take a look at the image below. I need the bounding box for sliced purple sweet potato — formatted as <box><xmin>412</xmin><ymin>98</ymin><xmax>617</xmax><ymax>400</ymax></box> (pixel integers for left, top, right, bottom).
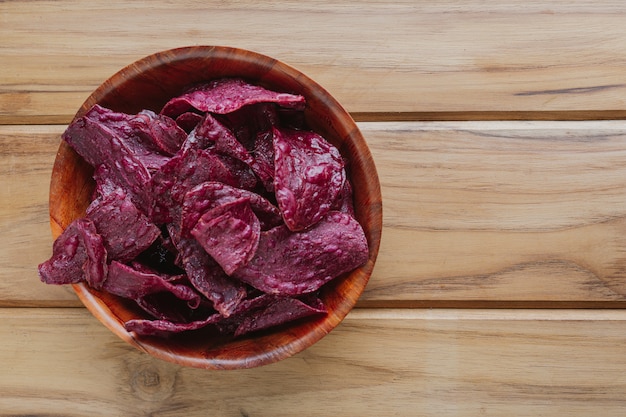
<box><xmin>234</xmin><ymin>211</ymin><xmax>368</xmax><ymax>295</ymax></box>
<box><xmin>104</xmin><ymin>261</ymin><xmax>200</xmax><ymax>308</ymax></box>
<box><xmin>124</xmin><ymin>312</ymin><xmax>223</xmax><ymax>337</ymax></box>
<box><xmin>38</xmin><ymin>217</ymin><xmax>108</xmax><ymax>288</ymax></box>
<box><xmin>185</xmin><ymin>113</ymin><xmax>272</xmax><ymax>190</ymax></box>
<box><xmin>272</xmin><ymin>127</ymin><xmax>346</xmax><ymax>231</ymax></box>
<box><xmin>64</xmin><ymin>115</ymin><xmax>153</xmax><ymax>213</ymax></box>
<box><xmin>234</xmin><ymin>296</ymin><xmax>327</xmax><ymax>337</ymax></box>
<box><xmin>130</xmin><ymin>109</ymin><xmax>187</xmax><ymax>156</ymax></box>
<box><xmin>191</xmin><ymin>198</ymin><xmax>260</xmax><ymax>275</ymax></box>
<box><xmin>218</xmin><ymin>102</ymin><xmax>279</xmax><ymax>148</ymax></box>
<box><xmin>136</xmin><ymin>292</ymin><xmax>195</xmax><ymax>323</ymax></box>
<box><xmin>160</xmin><ymin>78</ymin><xmax>305</xmax><ymax>119</ymax></box>
<box><xmin>86</xmin><ymin>188</ymin><xmax>161</xmax><ymax>263</ymax></box>
<box><xmin>181</xmin><ymin>181</ymin><xmax>282</xmax><ymax>236</ymax></box>
<box><xmin>175</xmin><ymin>112</ymin><xmax>203</xmax><ymax>133</ymax></box>
<box><xmin>82</xmin><ymin>105</ymin><xmax>171</xmax><ymax>172</ymax></box>
<box><xmin>176</xmin><ymin>237</ymin><xmax>247</xmax><ymax>317</ymax></box>
<box><xmin>147</xmin><ymin>148</ymin><xmax>237</xmax><ymax>224</ymax></box>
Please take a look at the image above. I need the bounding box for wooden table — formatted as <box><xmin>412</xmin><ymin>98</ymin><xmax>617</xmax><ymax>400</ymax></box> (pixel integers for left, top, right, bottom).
<box><xmin>3</xmin><ymin>1</ymin><xmax>626</xmax><ymax>415</ymax></box>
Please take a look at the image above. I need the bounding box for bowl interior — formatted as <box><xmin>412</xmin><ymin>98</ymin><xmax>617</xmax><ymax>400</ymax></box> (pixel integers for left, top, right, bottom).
<box><xmin>49</xmin><ymin>46</ymin><xmax>382</xmax><ymax>369</ymax></box>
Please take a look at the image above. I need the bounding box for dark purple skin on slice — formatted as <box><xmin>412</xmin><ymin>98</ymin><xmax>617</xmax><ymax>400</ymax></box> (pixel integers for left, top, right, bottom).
<box><xmin>38</xmin><ymin>218</ymin><xmax>108</xmax><ymax>289</ymax></box>
<box><xmin>160</xmin><ymin>78</ymin><xmax>306</xmax><ymax>119</ymax></box>
<box><xmin>234</xmin><ymin>296</ymin><xmax>327</xmax><ymax>337</ymax></box>
<box><xmin>181</xmin><ymin>181</ymin><xmax>282</xmax><ymax>236</ymax></box>
<box><xmin>104</xmin><ymin>261</ymin><xmax>200</xmax><ymax>308</ymax></box>
<box><xmin>272</xmin><ymin>127</ymin><xmax>346</xmax><ymax>231</ymax></box>
<box><xmin>124</xmin><ymin>312</ymin><xmax>223</xmax><ymax>336</ymax></box>
<box><xmin>86</xmin><ymin>188</ymin><xmax>160</xmax><ymax>263</ymax></box>
<box><xmin>176</xmin><ymin>237</ymin><xmax>247</xmax><ymax>317</ymax></box>
<box><xmin>191</xmin><ymin>198</ymin><xmax>260</xmax><ymax>276</ymax></box>
<box><xmin>147</xmin><ymin>148</ymin><xmax>238</xmax><ymax>224</ymax></box>
<box><xmin>233</xmin><ymin>211</ymin><xmax>369</xmax><ymax>295</ymax></box>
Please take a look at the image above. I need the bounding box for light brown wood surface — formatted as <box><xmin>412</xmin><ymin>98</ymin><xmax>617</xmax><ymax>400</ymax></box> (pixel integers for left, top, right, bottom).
<box><xmin>3</xmin><ymin>0</ymin><xmax>626</xmax><ymax>415</ymax></box>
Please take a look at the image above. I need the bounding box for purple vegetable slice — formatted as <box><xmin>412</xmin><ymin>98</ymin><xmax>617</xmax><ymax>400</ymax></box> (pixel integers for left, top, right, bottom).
<box><xmin>82</xmin><ymin>105</ymin><xmax>171</xmax><ymax>172</ymax></box>
<box><xmin>125</xmin><ymin>312</ymin><xmax>223</xmax><ymax>337</ymax></box>
<box><xmin>135</xmin><ymin>292</ymin><xmax>195</xmax><ymax>323</ymax></box>
<box><xmin>191</xmin><ymin>197</ymin><xmax>260</xmax><ymax>275</ymax></box>
<box><xmin>130</xmin><ymin>109</ymin><xmax>187</xmax><ymax>155</ymax></box>
<box><xmin>185</xmin><ymin>113</ymin><xmax>272</xmax><ymax>190</ymax></box>
<box><xmin>272</xmin><ymin>127</ymin><xmax>346</xmax><ymax>231</ymax></box>
<box><xmin>175</xmin><ymin>112</ymin><xmax>203</xmax><ymax>133</ymax></box>
<box><xmin>38</xmin><ymin>218</ymin><xmax>108</xmax><ymax>289</ymax></box>
<box><xmin>233</xmin><ymin>211</ymin><xmax>368</xmax><ymax>295</ymax></box>
<box><xmin>234</xmin><ymin>296</ymin><xmax>327</xmax><ymax>337</ymax></box>
<box><xmin>147</xmin><ymin>148</ymin><xmax>238</xmax><ymax>224</ymax></box>
<box><xmin>176</xmin><ymin>237</ymin><xmax>247</xmax><ymax>317</ymax></box>
<box><xmin>86</xmin><ymin>187</ymin><xmax>160</xmax><ymax>263</ymax></box>
<box><xmin>160</xmin><ymin>78</ymin><xmax>305</xmax><ymax>119</ymax></box>
<box><xmin>218</xmin><ymin>102</ymin><xmax>278</xmax><ymax>150</ymax></box>
<box><xmin>181</xmin><ymin>181</ymin><xmax>282</xmax><ymax>236</ymax></box>
<box><xmin>104</xmin><ymin>261</ymin><xmax>200</xmax><ymax>309</ymax></box>
<box><xmin>63</xmin><ymin>115</ymin><xmax>153</xmax><ymax>204</ymax></box>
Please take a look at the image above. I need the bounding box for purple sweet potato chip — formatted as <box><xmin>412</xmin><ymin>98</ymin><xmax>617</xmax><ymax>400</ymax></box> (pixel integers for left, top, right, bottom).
<box><xmin>181</xmin><ymin>181</ymin><xmax>282</xmax><ymax>236</ymax></box>
<box><xmin>147</xmin><ymin>148</ymin><xmax>238</xmax><ymax>224</ymax></box>
<box><xmin>272</xmin><ymin>127</ymin><xmax>346</xmax><ymax>231</ymax></box>
<box><xmin>176</xmin><ymin>237</ymin><xmax>247</xmax><ymax>317</ymax></box>
<box><xmin>86</xmin><ymin>187</ymin><xmax>160</xmax><ymax>263</ymax></box>
<box><xmin>191</xmin><ymin>197</ymin><xmax>260</xmax><ymax>275</ymax></box>
<box><xmin>63</xmin><ymin>115</ymin><xmax>153</xmax><ymax>214</ymax></box>
<box><xmin>234</xmin><ymin>296</ymin><xmax>327</xmax><ymax>337</ymax></box>
<box><xmin>104</xmin><ymin>261</ymin><xmax>200</xmax><ymax>308</ymax></box>
<box><xmin>136</xmin><ymin>292</ymin><xmax>194</xmax><ymax>323</ymax></box>
<box><xmin>83</xmin><ymin>105</ymin><xmax>171</xmax><ymax>172</ymax></box>
<box><xmin>175</xmin><ymin>112</ymin><xmax>203</xmax><ymax>133</ymax></box>
<box><xmin>160</xmin><ymin>78</ymin><xmax>305</xmax><ymax>119</ymax></box>
<box><xmin>38</xmin><ymin>218</ymin><xmax>108</xmax><ymax>289</ymax></box>
<box><xmin>124</xmin><ymin>312</ymin><xmax>223</xmax><ymax>337</ymax></box>
<box><xmin>218</xmin><ymin>102</ymin><xmax>279</xmax><ymax>148</ymax></box>
<box><xmin>130</xmin><ymin>109</ymin><xmax>187</xmax><ymax>156</ymax></box>
<box><xmin>185</xmin><ymin>113</ymin><xmax>272</xmax><ymax>190</ymax></box>
<box><xmin>234</xmin><ymin>211</ymin><xmax>368</xmax><ymax>295</ymax></box>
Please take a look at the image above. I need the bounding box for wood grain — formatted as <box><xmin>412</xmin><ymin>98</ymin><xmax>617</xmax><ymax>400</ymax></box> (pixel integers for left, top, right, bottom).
<box><xmin>4</xmin><ymin>1</ymin><xmax>626</xmax><ymax>123</ymax></box>
<box><xmin>1</xmin><ymin>307</ymin><xmax>626</xmax><ymax>416</ymax></box>
<box><xmin>366</xmin><ymin>121</ymin><xmax>626</xmax><ymax>305</ymax></box>
<box><xmin>5</xmin><ymin>121</ymin><xmax>626</xmax><ymax>307</ymax></box>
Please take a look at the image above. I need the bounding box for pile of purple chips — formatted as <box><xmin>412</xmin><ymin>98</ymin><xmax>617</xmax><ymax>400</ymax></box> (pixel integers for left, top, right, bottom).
<box><xmin>39</xmin><ymin>78</ymin><xmax>369</xmax><ymax>338</ymax></box>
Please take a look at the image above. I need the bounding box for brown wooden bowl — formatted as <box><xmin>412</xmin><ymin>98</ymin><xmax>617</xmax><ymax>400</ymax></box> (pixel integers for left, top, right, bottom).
<box><xmin>48</xmin><ymin>46</ymin><xmax>382</xmax><ymax>369</ymax></box>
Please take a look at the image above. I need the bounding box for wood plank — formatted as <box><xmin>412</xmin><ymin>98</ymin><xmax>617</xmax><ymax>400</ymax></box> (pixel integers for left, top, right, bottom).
<box><xmin>366</xmin><ymin>120</ymin><xmax>626</xmax><ymax>304</ymax></box>
<box><xmin>4</xmin><ymin>1</ymin><xmax>626</xmax><ymax>123</ymax></box>
<box><xmin>0</xmin><ymin>125</ymin><xmax>79</xmax><ymax>306</ymax></box>
<box><xmin>1</xmin><ymin>307</ymin><xmax>626</xmax><ymax>416</ymax></box>
<box><xmin>5</xmin><ymin>121</ymin><xmax>626</xmax><ymax>306</ymax></box>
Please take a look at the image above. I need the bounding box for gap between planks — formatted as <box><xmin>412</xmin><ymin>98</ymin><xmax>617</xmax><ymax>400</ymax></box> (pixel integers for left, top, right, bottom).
<box><xmin>3</xmin><ymin>110</ymin><xmax>626</xmax><ymax>126</ymax></box>
<box><xmin>3</xmin><ymin>307</ymin><xmax>626</xmax><ymax>322</ymax></box>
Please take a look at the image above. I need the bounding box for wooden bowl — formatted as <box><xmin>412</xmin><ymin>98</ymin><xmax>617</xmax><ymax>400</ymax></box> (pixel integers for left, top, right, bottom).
<box><xmin>48</xmin><ymin>46</ymin><xmax>382</xmax><ymax>369</ymax></box>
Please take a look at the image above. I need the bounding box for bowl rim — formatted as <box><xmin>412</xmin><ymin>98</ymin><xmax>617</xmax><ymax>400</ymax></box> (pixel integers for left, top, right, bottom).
<box><xmin>50</xmin><ymin>45</ymin><xmax>383</xmax><ymax>369</ymax></box>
